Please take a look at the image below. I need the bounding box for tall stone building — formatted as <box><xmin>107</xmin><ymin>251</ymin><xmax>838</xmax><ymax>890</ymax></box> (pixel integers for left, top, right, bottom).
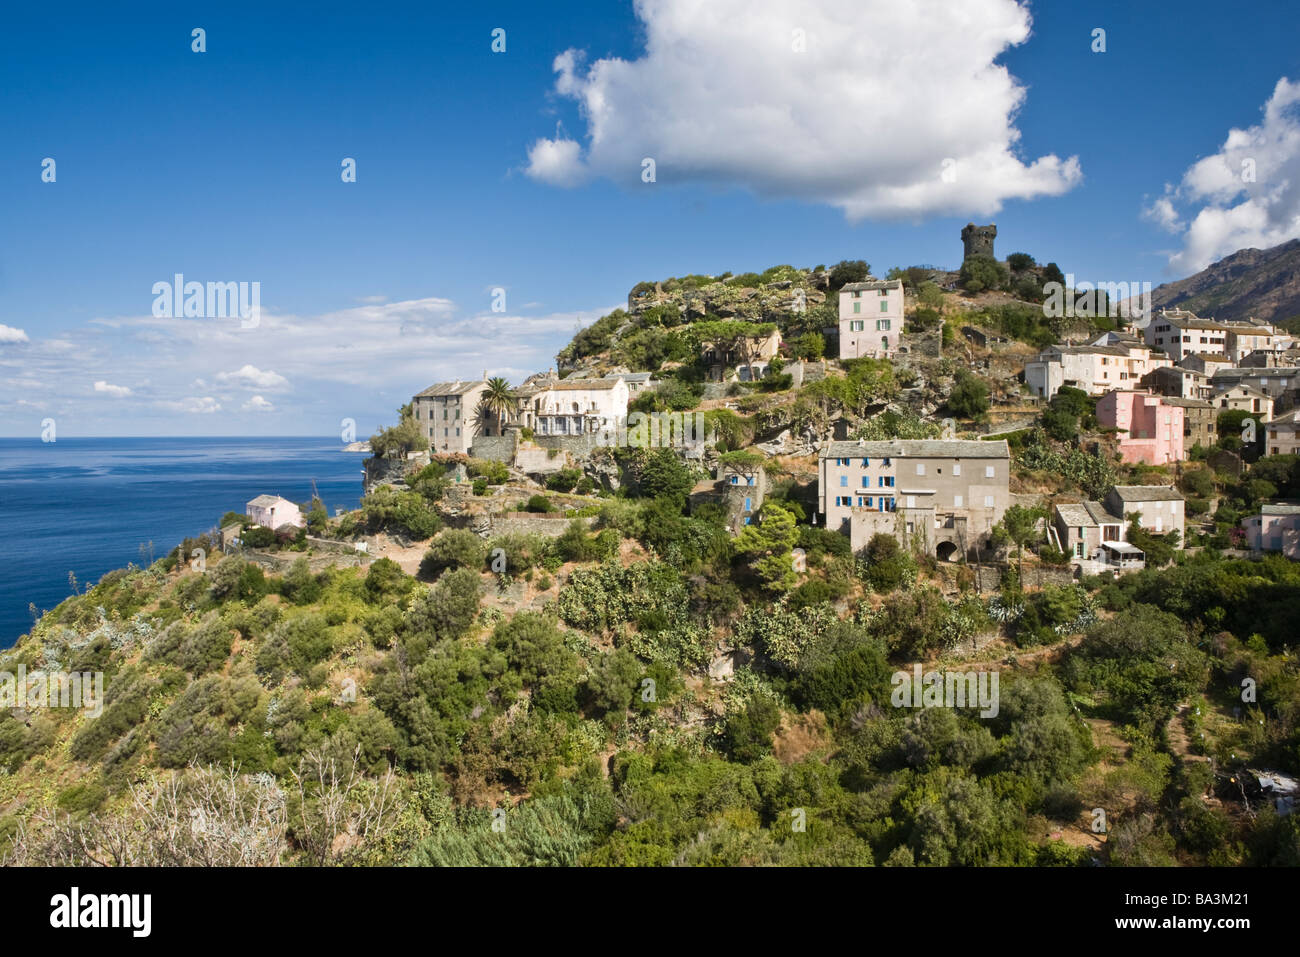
<box><xmin>961</xmin><ymin>223</ymin><xmax>997</xmax><ymax>262</ymax></box>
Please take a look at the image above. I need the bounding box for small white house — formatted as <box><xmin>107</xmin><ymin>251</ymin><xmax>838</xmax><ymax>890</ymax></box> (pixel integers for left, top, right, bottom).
<box><xmin>246</xmin><ymin>494</ymin><xmax>304</xmax><ymax>529</ymax></box>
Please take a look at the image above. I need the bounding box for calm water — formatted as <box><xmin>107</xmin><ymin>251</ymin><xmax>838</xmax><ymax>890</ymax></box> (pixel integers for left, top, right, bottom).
<box><xmin>0</xmin><ymin>437</ymin><xmax>365</xmax><ymax>646</ymax></box>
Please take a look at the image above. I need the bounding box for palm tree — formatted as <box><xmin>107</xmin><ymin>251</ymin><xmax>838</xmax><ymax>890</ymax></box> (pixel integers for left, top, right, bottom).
<box><xmin>481</xmin><ymin>377</ymin><xmax>514</xmax><ymax>436</ymax></box>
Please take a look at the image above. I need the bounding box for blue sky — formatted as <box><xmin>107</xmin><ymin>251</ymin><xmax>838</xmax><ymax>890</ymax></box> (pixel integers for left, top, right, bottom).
<box><xmin>2</xmin><ymin>0</ymin><xmax>1298</xmax><ymax>436</ymax></box>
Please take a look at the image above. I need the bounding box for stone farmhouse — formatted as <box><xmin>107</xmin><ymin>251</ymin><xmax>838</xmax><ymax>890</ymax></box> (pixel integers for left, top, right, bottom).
<box><xmin>819</xmin><ymin>439</ymin><xmax>1010</xmax><ymax>559</ymax></box>
<box><xmin>1266</xmin><ymin>409</ymin><xmax>1300</xmax><ymax>456</ymax></box>
<box><xmin>412</xmin><ymin>378</ymin><xmax>490</xmax><ymax>455</ymax></box>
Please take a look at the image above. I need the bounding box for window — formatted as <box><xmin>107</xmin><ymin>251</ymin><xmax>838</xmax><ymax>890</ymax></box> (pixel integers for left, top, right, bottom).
<box><xmin>866</xmin><ymin>497</ymin><xmax>873</xmax><ymax>508</ymax></box>
<box><xmin>744</xmin><ymin>497</ymin><xmax>752</xmax><ymax>511</ymax></box>
<box><xmin>856</xmin><ymin>497</ymin><xmax>866</xmax><ymax>507</ymax></box>
<box><xmin>880</xmin><ymin>300</ymin><xmax>888</xmax><ymax>312</ymax></box>
<box><xmin>730</xmin><ymin>475</ymin><xmax>739</xmax><ymax>485</ymax></box>
<box><xmin>840</xmin><ymin>475</ymin><xmax>848</xmax><ymax>487</ymax></box>
<box><xmin>882</xmin><ymin>457</ymin><xmax>891</xmax><ymax>466</ymax></box>
<box><xmin>861</xmin><ymin>477</ymin><xmax>870</xmax><ymax>488</ymax></box>
<box><xmin>954</xmin><ymin>495</ymin><xmax>963</xmax><ymax>507</ymax></box>
<box><xmin>850</xmin><ymin>320</ymin><xmax>864</xmax><ymax>332</ymax></box>
<box><xmin>984</xmin><ymin>465</ymin><xmax>995</xmax><ymax>478</ymax></box>
<box><xmin>916</xmin><ymin>463</ymin><xmax>926</xmax><ymax>476</ymax></box>
<box><xmin>1075</xmin><ymin>542</ymin><xmax>1085</xmax><ymax>558</ymax></box>
<box><xmin>906</xmin><ymin>496</ymin><xmax>916</xmax><ymax>508</ymax></box>
<box><xmin>853</xmin><ymin>302</ymin><xmax>861</xmax><ymax>314</ymax></box>
<box><xmin>876</xmin><ymin>319</ymin><xmax>891</xmax><ymax>330</ymax></box>
<box><xmin>984</xmin><ymin>496</ymin><xmax>995</xmax><ymax>508</ymax></box>
<box><xmin>861</xmin><ymin>457</ymin><xmax>869</xmax><ymax>466</ymax></box>
<box><xmin>952</xmin><ymin>463</ymin><xmax>961</xmax><ymax>476</ymax></box>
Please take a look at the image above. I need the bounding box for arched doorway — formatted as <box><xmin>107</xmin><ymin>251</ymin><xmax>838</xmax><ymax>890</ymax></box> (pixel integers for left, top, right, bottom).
<box><xmin>936</xmin><ymin>541</ymin><xmax>960</xmax><ymax>563</ymax></box>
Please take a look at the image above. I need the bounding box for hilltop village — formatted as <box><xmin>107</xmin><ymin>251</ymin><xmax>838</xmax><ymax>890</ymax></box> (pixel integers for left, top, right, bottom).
<box><xmin>360</xmin><ymin>224</ymin><xmax>1300</xmax><ymax>576</ymax></box>
<box><xmin>6</xmin><ymin>228</ymin><xmax>1300</xmax><ymax>867</ymax></box>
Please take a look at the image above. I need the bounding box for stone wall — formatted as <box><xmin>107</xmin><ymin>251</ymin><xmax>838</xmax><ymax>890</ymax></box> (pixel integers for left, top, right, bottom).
<box><xmin>516</xmin><ymin>444</ymin><xmax>569</xmax><ymax>473</ymax></box>
<box><xmin>470</xmin><ymin>434</ymin><xmax>516</xmax><ymax>463</ymax></box>
<box><xmin>485</xmin><ymin>513</ymin><xmax>591</xmax><ymax>538</ymax></box>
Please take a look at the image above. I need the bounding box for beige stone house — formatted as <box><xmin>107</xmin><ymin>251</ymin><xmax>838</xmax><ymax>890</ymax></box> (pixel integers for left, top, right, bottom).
<box><xmin>1266</xmin><ymin>409</ymin><xmax>1300</xmax><ymax>456</ymax></box>
<box><xmin>413</xmin><ymin>379</ymin><xmax>490</xmax><ymax>455</ymax></box>
<box><xmin>1211</xmin><ymin>383</ymin><xmax>1274</xmax><ymax>420</ymax></box>
<box><xmin>819</xmin><ymin>439</ymin><xmax>1010</xmax><ymax>559</ymax></box>
<box><xmin>1106</xmin><ymin>485</ymin><xmax>1185</xmax><ymax>543</ymax></box>
<box><xmin>1161</xmin><ymin>396</ymin><xmax>1216</xmax><ymax>449</ymax></box>
<box><xmin>1051</xmin><ymin>500</ymin><xmax>1140</xmax><ymax>571</ymax></box>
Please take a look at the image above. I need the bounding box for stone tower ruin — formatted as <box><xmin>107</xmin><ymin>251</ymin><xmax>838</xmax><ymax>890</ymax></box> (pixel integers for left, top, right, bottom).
<box><xmin>961</xmin><ymin>223</ymin><xmax>997</xmax><ymax>262</ymax></box>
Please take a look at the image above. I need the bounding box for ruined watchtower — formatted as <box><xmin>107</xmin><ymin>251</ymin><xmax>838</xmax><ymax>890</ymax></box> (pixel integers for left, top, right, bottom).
<box><xmin>961</xmin><ymin>223</ymin><xmax>997</xmax><ymax>262</ymax></box>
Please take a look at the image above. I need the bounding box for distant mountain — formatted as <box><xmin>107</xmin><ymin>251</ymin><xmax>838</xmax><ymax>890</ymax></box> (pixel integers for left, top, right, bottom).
<box><xmin>1148</xmin><ymin>239</ymin><xmax>1300</xmax><ymax>331</ymax></box>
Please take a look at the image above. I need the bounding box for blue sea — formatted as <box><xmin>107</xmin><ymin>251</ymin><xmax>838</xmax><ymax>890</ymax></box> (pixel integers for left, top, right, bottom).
<box><xmin>0</xmin><ymin>437</ymin><xmax>365</xmax><ymax>647</ymax></box>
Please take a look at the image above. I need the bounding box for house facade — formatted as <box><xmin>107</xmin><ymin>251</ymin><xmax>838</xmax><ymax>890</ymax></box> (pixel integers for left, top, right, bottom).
<box><xmin>246</xmin><ymin>494</ymin><xmax>304</xmax><ymax>530</ymax></box>
<box><xmin>838</xmin><ymin>280</ymin><xmax>904</xmax><ymax>359</ymax></box>
<box><xmin>1210</xmin><ymin>366</ymin><xmax>1300</xmax><ymax>410</ymax></box>
<box><xmin>1051</xmin><ymin>500</ymin><xmax>1143</xmax><ymax>572</ymax></box>
<box><xmin>413</xmin><ymin>379</ymin><xmax>490</xmax><ymax>454</ymax></box>
<box><xmin>1144</xmin><ymin>309</ymin><xmax>1230</xmax><ymax>362</ymax></box>
<box><xmin>1105</xmin><ymin>485</ymin><xmax>1185</xmax><ymax>543</ymax></box>
<box><xmin>1266</xmin><ymin>410</ymin><xmax>1300</xmax><ymax>456</ymax></box>
<box><xmin>719</xmin><ymin>461</ymin><xmax>767</xmax><ymax>533</ymax></box>
<box><xmin>819</xmin><ymin>439</ymin><xmax>1010</xmax><ymax>558</ymax></box>
<box><xmin>1025</xmin><ymin>338</ymin><xmax>1169</xmax><ymax>399</ymax></box>
<box><xmin>1161</xmin><ymin>396</ymin><xmax>1217</xmax><ymax>450</ymax></box>
<box><xmin>699</xmin><ymin>328</ymin><xmax>783</xmax><ymax>380</ymax></box>
<box><xmin>514</xmin><ymin>377</ymin><xmax>630</xmax><ymax>438</ymax></box>
<box><xmin>1241</xmin><ymin>504</ymin><xmax>1300</xmax><ymax>559</ymax></box>
<box><xmin>1096</xmin><ymin>390</ymin><xmax>1185</xmax><ymax>465</ymax></box>
<box><xmin>1210</xmin><ymin>383</ymin><xmax>1274</xmax><ymax>420</ymax></box>
<box><xmin>1143</xmin><ymin>364</ymin><xmax>1212</xmax><ymax>400</ymax></box>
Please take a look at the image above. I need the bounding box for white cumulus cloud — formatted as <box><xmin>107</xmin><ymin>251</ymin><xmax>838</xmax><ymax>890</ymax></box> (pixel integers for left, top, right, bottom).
<box><xmin>0</xmin><ymin>324</ymin><xmax>29</xmax><ymax>344</ymax></box>
<box><xmin>522</xmin><ymin>0</ymin><xmax>1081</xmax><ymax>220</ymax></box>
<box><xmin>93</xmin><ymin>380</ymin><xmax>132</xmax><ymax>397</ymax></box>
<box><xmin>1145</xmin><ymin>77</ymin><xmax>1300</xmax><ymax>274</ymax></box>
<box><xmin>161</xmin><ymin>396</ymin><xmax>222</xmax><ymax>414</ymax></box>
<box><xmin>216</xmin><ymin>364</ymin><xmax>290</xmax><ymax>391</ymax></box>
<box><xmin>242</xmin><ymin>395</ymin><xmax>275</xmax><ymax>412</ymax></box>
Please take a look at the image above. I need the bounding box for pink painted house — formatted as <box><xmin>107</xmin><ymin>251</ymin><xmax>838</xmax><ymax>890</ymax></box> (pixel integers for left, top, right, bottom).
<box><xmin>246</xmin><ymin>494</ymin><xmax>304</xmax><ymax>530</ymax></box>
<box><xmin>1096</xmin><ymin>390</ymin><xmax>1185</xmax><ymax>465</ymax></box>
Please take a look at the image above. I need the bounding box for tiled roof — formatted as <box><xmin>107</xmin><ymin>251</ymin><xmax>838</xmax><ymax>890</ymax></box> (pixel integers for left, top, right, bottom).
<box><xmin>1055</xmin><ymin>501</ymin><xmax>1123</xmax><ymax>527</ymax></box>
<box><xmin>1110</xmin><ymin>485</ymin><xmax>1184</xmax><ymax>502</ymax></box>
<box><xmin>1262</xmin><ymin>503</ymin><xmax>1300</xmax><ymax>515</ymax></box>
<box><xmin>415</xmin><ymin>380</ymin><xmax>485</xmax><ymax>398</ymax></box>
<box><xmin>1159</xmin><ymin>396</ymin><xmax>1212</xmax><ymax>409</ymax></box>
<box><xmin>840</xmin><ymin>279</ymin><xmax>903</xmax><ymax>292</ymax></box>
<box><xmin>247</xmin><ymin>494</ymin><xmax>292</xmax><ymax>507</ymax></box>
<box><xmin>821</xmin><ymin>439</ymin><xmax>1010</xmax><ymax>459</ymax></box>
